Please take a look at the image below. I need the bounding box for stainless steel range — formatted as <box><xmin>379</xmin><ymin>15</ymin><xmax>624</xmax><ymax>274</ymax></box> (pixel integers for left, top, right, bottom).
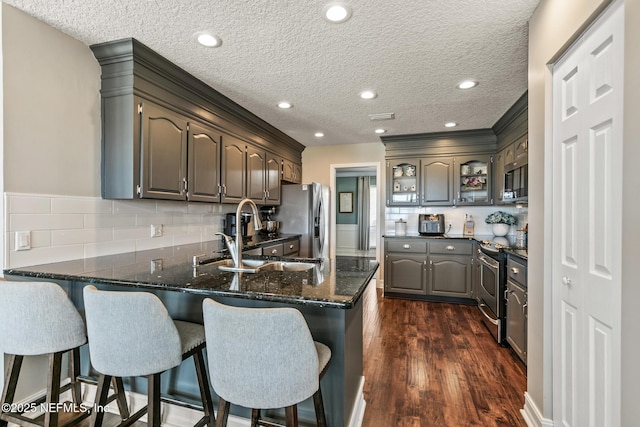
<box><xmin>477</xmin><ymin>240</ymin><xmax>508</xmax><ymax>343</ymax></box>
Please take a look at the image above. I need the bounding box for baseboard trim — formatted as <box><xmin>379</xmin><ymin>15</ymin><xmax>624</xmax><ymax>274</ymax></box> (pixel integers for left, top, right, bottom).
<box><xmin>348</xmin><ymin>376</ymin><xmax>366</xmax><ymax>427</ymax></box>
<box><xmin>521</xmin><ymin>391</ymin><xmax>553</xmax><ymax>427</ymax></box>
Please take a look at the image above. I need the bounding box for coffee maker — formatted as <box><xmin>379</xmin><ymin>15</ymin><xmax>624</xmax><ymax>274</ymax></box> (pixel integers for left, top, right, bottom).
<box><xmin>224</xmin><ymin>212</ymin><xmax>252</xmax><ymax>237</ymax></box>
<box><xmin>259</xmin><ymin>206</ymin><xmax>280</xmax><ymax>236</ymax></box>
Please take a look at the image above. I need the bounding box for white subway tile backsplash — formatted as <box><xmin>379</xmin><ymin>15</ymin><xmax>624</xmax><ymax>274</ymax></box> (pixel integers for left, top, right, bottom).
<box><xmin>51</xmin><ymin>228</ymin><xmax>113</xmax><ymax>246</ymax></box>
<box><xmin>8</xmin><ymin>195</ymin><xmax>51</xmax><ymax>214</ymax></box>
<box><xmin>9</xmin><ymin>244</ymin><xmax>85</xmax><ymax>268</ymax></box>
<box><xmin>4</xmin><ymin>193</ymin><xmax>224</xmax><ymax>269</ymax></box>
<box><xmin>11</xmin><ymin>213</ymin><xmax>84</xmax><ymax>231</ymax></box>
<box><xmin>113</xmin><ymin>226</ymin><xmax>149</xmax><ymax>241</ymax></box>
<box><xmin>51</xmin><ymin>197</ymin><xmax>113</xmax><ymax>214</ymax></box>
<box><xmin>113</xmin><ymin>199</ymin><xmax>157</xmax><ymax>214</ymax></box>
<box><xmin>84</xmin><ymin>213</ymin><xmax>137</xmax><ymax>228</ymax></box>
<box><xmin>84</xmin><ymin>240</ymin><xmax>136</xmax><ymax>259</ymax></box>
<box><xmin>135</xmin><ymin>214</ymin><xmax>174</xmax><ymax>227</ymax></box>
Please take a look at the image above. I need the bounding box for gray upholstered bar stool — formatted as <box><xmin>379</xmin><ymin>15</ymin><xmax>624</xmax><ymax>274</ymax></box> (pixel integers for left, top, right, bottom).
<box><xmin>82</xmin><ymin>285</ymin><xmax>214</xmax><ymax>427</ymax></box>
<box><xmin>0</xmin><ymin>281</ymin><xmax>88</xmax><ymax>427</ymax></box>
<box><xmin>202</xmin><ymin>299</ymin><xmax>331</xmax><ymax>427</ymax></box>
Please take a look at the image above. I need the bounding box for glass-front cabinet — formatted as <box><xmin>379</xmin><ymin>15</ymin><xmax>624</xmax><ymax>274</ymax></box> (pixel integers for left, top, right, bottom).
<box><xmin>387</xmin><ymin>159</ymin><xmax>419</xmax><ymax>206</ymax></box>
<box><xmin>455</xmin><ymin>155</ymin><xmax>493</xmax><ymax>206</ymax></box>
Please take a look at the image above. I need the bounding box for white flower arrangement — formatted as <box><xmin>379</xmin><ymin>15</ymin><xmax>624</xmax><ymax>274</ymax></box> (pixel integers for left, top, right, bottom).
<box><xmin>485</xmin><ymin>211</ymin><xmax>518</xmax><ymax>225</ymax></box>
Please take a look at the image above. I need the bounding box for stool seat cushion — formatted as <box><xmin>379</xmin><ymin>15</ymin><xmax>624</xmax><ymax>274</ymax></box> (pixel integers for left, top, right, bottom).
<box><xmin>174</xmin><ymin>320</ymin><xmax>206</xmax><ymax>354</ymax></box>
<box><xmin>0</xmin><ymin>281</ymin><xmax>86</xmax><ymax>355</ymax></box>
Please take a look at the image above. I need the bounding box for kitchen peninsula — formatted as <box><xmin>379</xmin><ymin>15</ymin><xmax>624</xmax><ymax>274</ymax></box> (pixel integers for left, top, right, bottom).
<box><xmin>4</xmin><ymin>242</ymin><xmax>378</xmax><ymax>427</ymax></box>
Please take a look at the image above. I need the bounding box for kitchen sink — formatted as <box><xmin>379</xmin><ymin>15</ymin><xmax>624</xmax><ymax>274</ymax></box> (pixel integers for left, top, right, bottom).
<box><xmin>209</xmin><ymin>258</ymin><xmax>316</xmax><ymax>273</ymax></box>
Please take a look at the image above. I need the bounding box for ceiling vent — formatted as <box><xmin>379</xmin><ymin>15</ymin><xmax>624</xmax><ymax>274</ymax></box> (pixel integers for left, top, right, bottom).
<box><xmin>368</xmin><ymin>112</ymin><xmax>395</xmax><ymax>121</ymax></box>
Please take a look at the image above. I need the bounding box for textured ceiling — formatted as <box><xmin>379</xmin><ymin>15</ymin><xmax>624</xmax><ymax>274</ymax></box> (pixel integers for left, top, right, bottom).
<box><xmin>4</xmin><ymin>0</ymin><xmax>539</xmax><ymax>147</ymax></box>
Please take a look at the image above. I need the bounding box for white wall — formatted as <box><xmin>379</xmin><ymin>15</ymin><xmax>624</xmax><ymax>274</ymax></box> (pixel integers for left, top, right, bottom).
<box><xmin>3</xmin><ymin>4</ymin><xmax>101</xmax><ymax>197</ymax></box>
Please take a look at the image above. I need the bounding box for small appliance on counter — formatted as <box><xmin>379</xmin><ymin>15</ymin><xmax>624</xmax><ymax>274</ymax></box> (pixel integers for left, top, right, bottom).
<box><xmin>418</xmin><ymin>214</ymin><xmax>445</xmax><ymax>236</ymax></box>
<box><xmin>259</xmin><ymin>206</ymin><xmax>280</xmax><ymax>236</ymax></box>
<box><xmin>224</xmin><ymin>212</ymin><xmax>252</xmax><ymax>238</ymax></box>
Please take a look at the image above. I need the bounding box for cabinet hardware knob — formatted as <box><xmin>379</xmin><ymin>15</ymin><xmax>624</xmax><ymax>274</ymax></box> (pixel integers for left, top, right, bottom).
<box><xmin>446</xmin><ymin>245</ymin><xmax>455</xmax><ymax>251</ymax></box>
<box><xmin>289</xmin><ymin>244</ymin><xmax>294</xmax><ymax>249</ymax></box>
<box><xmin>511</xmin><ymin>267</ymin><xmax>519</xmax><ymax>274</ymax></box>
<box><xmin>271</xmin><ymin>249</ymin><xmax>278</xmax><ymax>254</ymax></box>
<box><xmin>403</xmin><ymin>244</ymin><xmax>411</xmax><ymax>249</ymax></box>
<box><xmin>562</xmin><ymin>276</ymin><xmax>572</xmax><ymax>286</ymax></box>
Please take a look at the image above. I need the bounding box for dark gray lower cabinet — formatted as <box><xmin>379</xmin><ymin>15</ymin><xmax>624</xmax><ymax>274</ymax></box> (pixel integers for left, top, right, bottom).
<box><xmin>384</xmin><ymin>238</ymin><xmax>474</xmax><ymax>301</ymax></box>
<box><xmin>506</xmin><ymin>280</ymin><xmax>527</xmax><ymax>364</ymax></box>
<box><xmin>506</xmin><ymin>255</ymin><xmax>528</xmax><ymax>364</ymax></box>
<box><xmin>384</xmin><ymin>254</ymin><xmax>427</xmax><ymax>295</ymax></box>
<box><xmin>428</xmin><ymin>255</ymin><xmax>472</xmax><ymax>298</ymax></box>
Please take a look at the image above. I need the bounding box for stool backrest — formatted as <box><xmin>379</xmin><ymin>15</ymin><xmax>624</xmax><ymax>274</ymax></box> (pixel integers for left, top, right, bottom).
<box><xmin>0</xmin><ymin>281</ymin><xmax>86</xmax><ymax>355</ymax></box>
<box><xmin>202</xmin><ymin>299</ymin><xmax>319</xmax><ymax>409</ymax></box>
<box><xmin>83</xmin><ymin>285</ymin><xmax>182</xmax><ymax>377</ymax></box>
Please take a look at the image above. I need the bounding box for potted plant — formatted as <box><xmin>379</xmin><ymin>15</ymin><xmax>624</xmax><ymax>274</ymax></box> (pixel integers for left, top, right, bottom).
<box><xmin>485</xmin><ymin>211</ymin><xmax>518</xmax><ymax>236</ymax></box>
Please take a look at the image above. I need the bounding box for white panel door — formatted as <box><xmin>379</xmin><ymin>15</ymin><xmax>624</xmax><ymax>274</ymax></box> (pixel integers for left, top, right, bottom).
<box><xmin>552</xmin><ymin>2</ymin><xmax>623</xmax><ymax>427</ymax></box>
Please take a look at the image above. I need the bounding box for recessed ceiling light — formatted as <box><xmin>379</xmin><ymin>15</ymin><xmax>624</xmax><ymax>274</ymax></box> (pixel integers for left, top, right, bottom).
<box><xmin>374</xmin><ymin>128</ymin><xmax>386</xmax><ymax>134</ymax></box>
<box><xmin>457</xmin><ymin>80</ymin><xmax>478</xmax><ymax>89</ymax></box>
<box><xmin>315</xmin><ymin>132</ymin><xmax>325</xmax><ymax>137</ymax></box>
<box><xmin>277</xmin><ymin>101</ymin><xmax>293</xmax><ymax>109</ymax></box>
<box><xmin>444</xmin><ymin>122</ymin><xmax>458</xmax><ymax>128</ymax></box>
<box><xmin>323</xmin><ymin>3</ymin><xmax>352</xmax><ymax>23</ymax></box>
<box><xmin>195</xmin><ymin>32</ymin><xmax>222</xmax><ymax>48</ymax></box>
<box><xmin>360</xmin><ymin>90</ymin><xmax>377</xmax><ymax>100</ymax></box>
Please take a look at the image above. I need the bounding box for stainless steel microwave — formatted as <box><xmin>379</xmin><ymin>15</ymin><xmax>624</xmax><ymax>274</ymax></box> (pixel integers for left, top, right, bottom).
<box><xmin>503</xmin><ymin>159</ymin><xmax>528</xmax><ymax>203</ymax></box>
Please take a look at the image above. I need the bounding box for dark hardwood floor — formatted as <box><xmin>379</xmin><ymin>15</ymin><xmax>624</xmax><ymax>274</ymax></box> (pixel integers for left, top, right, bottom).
<box><xmin>361</xmin><ymin>283</ymin><xmax>527</xmax><ymax>427</ymax></box>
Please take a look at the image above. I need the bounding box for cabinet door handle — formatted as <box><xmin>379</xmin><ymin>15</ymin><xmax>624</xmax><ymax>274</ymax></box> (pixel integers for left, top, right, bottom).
<box><xmin>403</xmin><ymin>244</ymin><xmax>411</xmax><ymax>249</ymax></box>
<box><xmin>271</xmin><ymin>249</ymin><xmax>278</xmax><ymax>254</ymax></box>
<box><xmin>289</xmin><ymin>244</ymin><xmax>294</xmax><ymax>249</ymax></box>
<box><xmin>511</xmin><ymin>267</ymin><xmax>519</xmax><ymax>275</ymax></box>
<box><xmin>562</xmin><ymin>276</ymin><xmax>572</xmax><ymax>286</ymax></box>
<box><xmin>523</xmin><ymin>302</ymin><xmax>528</xmax><ymax>316</ymax></box>
<box><xmin>446</xmin><ymin>245</ymin><xmax>455</xmax><ymax>251</ymax></box>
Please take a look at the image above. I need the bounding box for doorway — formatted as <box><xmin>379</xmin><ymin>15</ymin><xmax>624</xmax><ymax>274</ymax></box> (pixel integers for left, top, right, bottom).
<box><xmin>330</xmin><ymin>163</ymin><xmax>381</xmax><ymax>261</ymax></box>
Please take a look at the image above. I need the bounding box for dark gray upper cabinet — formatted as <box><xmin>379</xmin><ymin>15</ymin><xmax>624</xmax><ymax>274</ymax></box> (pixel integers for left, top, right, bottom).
<box><xmin>139</xmin><ymin>100</ymin><xmax>188</xmax><ymax>200</ymax></box>
<box><xmin>221</xmin><ymin>135</ymin><xmax>246</xmax><ymax>203</ymax></box>
<box><xmin>421</xmin><ymin>157</ymin><xmax>454</xmax><ymax>206</ymax></box>
<box><xmin>247</xmin><ymin>144</ymin><xmax>266</xmax><ymax>202</ymax></box>
<box><xmin>187</xmin><ymin>121</ymin><xmax>221</xmax><ymax>203</ymax></box>
<box><xmin>91</xmin><ymin>38</ymin><xmax>303</xmax><ymax>202</ymax></box>
<box><xmin>387</xmin><ymin>159</ymin><xmax>420</xmax><ymax>206</ymax></box>
<box><xmin>382</xmin><ymin>130</ymin><xmax>497</xmax><ymax>207</ymax></box>
<box><xmin>265</xmin><ymin>153</ymin><xmax>282</xmax><ymax>205</ymax></box>
<box><xmin>455</xmin><ymin>155</ymin><xmax>493</xmax><ymax>206</ymax></box>
<box><xmin>282</xmin><ymin>159</ymin><xmax>302</xmax><ymax>184</ymax></box>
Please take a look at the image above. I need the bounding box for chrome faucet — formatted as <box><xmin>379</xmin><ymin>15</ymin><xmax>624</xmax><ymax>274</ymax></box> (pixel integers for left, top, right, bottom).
<box><xmin>216</xmin><ymin>198</ymin><xmax>262</xmax><ymax>271</ymax></box>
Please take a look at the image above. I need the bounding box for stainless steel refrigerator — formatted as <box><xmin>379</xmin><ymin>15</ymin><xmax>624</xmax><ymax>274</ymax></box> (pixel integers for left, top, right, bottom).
<box><xmin>274</xmin><ymin>183</ymin><xmax>329</xmax><ymax>259</ymax></box>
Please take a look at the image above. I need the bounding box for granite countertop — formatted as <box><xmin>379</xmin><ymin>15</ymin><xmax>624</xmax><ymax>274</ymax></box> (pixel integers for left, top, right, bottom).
<box><xmin>3</xmin><ymin>239</ymin><xmax>379</xmax><ymax>310</ymax></box>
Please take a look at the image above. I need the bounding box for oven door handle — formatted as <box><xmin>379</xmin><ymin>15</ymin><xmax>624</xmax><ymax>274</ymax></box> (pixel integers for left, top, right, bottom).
<box><xmin>478</xmin><ymin>303</ymin><xmax>499</xmax><ymax>326</ymax></box>
<box><xmin>478</xmin><ymin>255</ymin><xmax>500</xmax><ymax>269</ymax></box>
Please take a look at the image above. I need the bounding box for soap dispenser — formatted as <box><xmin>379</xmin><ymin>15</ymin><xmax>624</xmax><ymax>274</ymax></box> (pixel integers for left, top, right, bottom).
<box><xmin>463</xmin><ymin>214</ymin><xmax>475</xmax><ymax>237</ymax></box>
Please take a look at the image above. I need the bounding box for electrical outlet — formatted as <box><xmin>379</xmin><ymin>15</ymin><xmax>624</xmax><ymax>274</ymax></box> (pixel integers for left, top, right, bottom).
<box><xmin>151</xmin><ymin>224</ymin><xmax>163</xmax><ymax>238</ymax></box>
<box><xmin>15</xmin><ymin>231</ymin><xmax>31</xmax><ymax>251</ymax></box>
<box><xmin>150</xmin><ymin>259</ymin><xmax>163</xmax><ymax>273</ymax></box>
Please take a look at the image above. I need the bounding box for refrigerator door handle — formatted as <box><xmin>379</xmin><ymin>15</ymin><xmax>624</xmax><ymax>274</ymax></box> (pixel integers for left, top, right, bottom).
<box><xmin>317</xmin><ymin>194</ymin><xmax>325</xmax><ymax>257</ymax></box>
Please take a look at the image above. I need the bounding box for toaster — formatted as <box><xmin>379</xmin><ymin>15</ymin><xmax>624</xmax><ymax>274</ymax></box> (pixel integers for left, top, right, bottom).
<box><xmin>418</xmin><ymin>214</ymin><xmax>445</xmax><ymax>236</ymax></box>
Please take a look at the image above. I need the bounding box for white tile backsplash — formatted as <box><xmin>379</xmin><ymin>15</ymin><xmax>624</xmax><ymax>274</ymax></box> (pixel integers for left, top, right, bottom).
<box><xmin>4</xmin><ymin>193</ymin><xmax>225</xmax><ymax>268</ymax></box>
